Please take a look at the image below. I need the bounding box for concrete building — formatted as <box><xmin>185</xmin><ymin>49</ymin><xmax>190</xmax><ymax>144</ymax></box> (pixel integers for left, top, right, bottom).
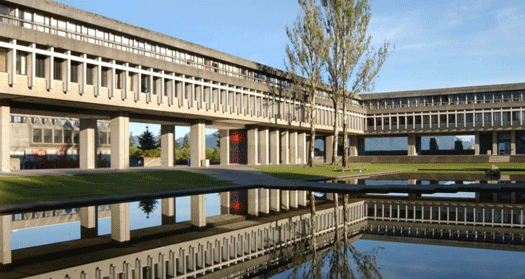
<box><xmin>0</xmin><ymin>0</ymin><xmax>524</xmax><ymax>172</ymax></box>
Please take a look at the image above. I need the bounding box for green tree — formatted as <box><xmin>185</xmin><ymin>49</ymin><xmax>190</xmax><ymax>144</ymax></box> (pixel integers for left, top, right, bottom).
<box><xmin>286</xmin><ymin>0</ymin><xmax>328</xmax><ymax>167</ymax></box>
<box><xmin>138</xmin><ymin>126</ymin><xmax>157</xmax><ymax>150</ymax></box>
<box><xmin>182</xmin><ymin>134</ymin><xmax>190</xmax><ymax>149</ymax></box>
<box><xmin>322</xmin><ymin>0</ymin><xmax>389</xmax><ymax>167</ymax></box>
<box><xmin>129</xmin><ymin>132</ymin><xmax>135</xmax><ymax>146</ymax></box>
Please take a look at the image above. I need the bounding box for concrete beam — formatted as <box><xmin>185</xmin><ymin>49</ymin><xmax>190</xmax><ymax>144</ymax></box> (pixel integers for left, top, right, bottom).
<box><xmin>220</xmin><ymin>192</ymin><xmax>230</xmax><ymax>215</ymax></box>
<box><xmin>161</xmin><ymin>125</ymin><xmax>175</xmax><ymax>167</ymax></box>
<box><xmin>259</xmin><ymin>129</ymin><xmax>269</xmax><ymax>165</ymax></box>
<box><xmin>247</xmin><ymin>128</ymin><xmax>258</xmax><ymax>165</ymax></box>
<box><xmin>280</xmin><ymin>130</ymin><xmax>289</xmax><ymax>165</ymax></box>
<box><xmin>110</xmin><ymin>113</ymin><xmax>130</xmax><ymax>170</ymax></box>
<box><xmin>297</xmin><ymin>132</ymin><xmax>307</xmax><ymax>165</ymax></box>
<box><xmin>0</xmin><ymin>101</ymin><xmax>10</xmax><ymax>173</ymax></box>
<box><xmin>248</xmin><ymin>189</ymin><xmax>259</xmax><ymax>216</ymax></box>
<box><xmin>80</xmin><ymin>206</ymin><xmax>98</xmax><ymax>238</ymax></box>
<box><xmin>79</xmin><ymin>118</ymin><xmax>97</xmax><ymax>170</ymax></box>
<box><xmin>161</xmin><ymin>198</ymin><xmax>176</xmax><ymax>225</ymax></box>
<box><xmin>191</xmin><ymin>195</ymin><xmax>206</xmax><ymax>227</ymax></box>
<box><xmin>219</xmin><ymin>129</ymin><xmax>230</xmax><ymax>166</ymax></box>
<box><xmin>190</xmin><ymin>121</ymin><xmax>206</xmax><ymax>167</ymax></box>
<box><xmin>270</xmin><ymin>130</ymin><xmax>279</xmax><ymax>165</ymax></box>
<box><xmin>325</xmin><ymin>135</ymin><xmax>334</xmax><ymax>163</ymax></box>
<box><xmin>289</xmin><ymin>131</ymin><xmax>298</xmax><ymax>164</ymax></box>
<box><xmin>110</xmin><ymin>203</ymin><xmax>130</xmax><ymax>243</ymax></box>
<box><xmin>0</xmin><ymin>214</ymin><xmax>11</xmax><ymax>265</ymax></box>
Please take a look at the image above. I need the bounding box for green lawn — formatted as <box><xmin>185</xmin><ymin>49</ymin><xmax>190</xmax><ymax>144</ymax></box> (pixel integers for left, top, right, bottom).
<box><xmin>256</xmin><ymin>163</ymin><xmax>525</xmax><ymax>180</ymax></box>
<box><xmin>0</xmin><ymin>171</ymin><xmax>230</xmax><ymax>205</ymax></box>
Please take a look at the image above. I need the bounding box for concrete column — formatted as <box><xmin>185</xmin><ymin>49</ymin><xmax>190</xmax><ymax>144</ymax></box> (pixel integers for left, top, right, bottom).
<box><xmin>474</xmin><ymin>132</ymin><xmax>480</xmax><ymax>155</ymax></box>
<box><xmin>247</xmin><ymin>127</ymin><xmax>258</xmax><ymax>165</ymax></box>
<box><xmin>79</xmin><ymin>118</ymin><xmax>97</xmax><ymax>170</ymax></box>
<box><xmin>280</xmin><ymin>130</ymin><xmax>289</xmax><ymax>164</ymax></box>
<box><xmin>281</xmin><ymin>190</ymin><xmax>289</xmax><ymax>210</ymax></box>
<box><xmin>270</xmin><ymin>130</ymin><xmax>279</xmax><ymax>165</ymax></box>
<box><xmin>511</xmin><ymin>130</ymin><xmax>516</xmax><ymax>155</ymax></box>
<box><xmin>492</xmin><ymin>131</ymin><xmax>498</xmax><ymax>155</ymax></box>
<box><xmin>80</xmin><ymin>206</ymin><xmax>98</xmax><ymax>238</ymax></box>
<box><xmin>190</xmin><ymin>121</ymin><xmax>205</xmax><ymax>167</ymax></box>
<box><xmin>290</xmin><ymin>191</ymin><xmax>298</xmax><ymax>209</ymax></box>
<box><xmin>161</xmin><ymin>198</ymin><xmax>176</xmax><ymax>225</ymax></box>
<box><xmin>408</xmin><ymin>133</ymin><xmax>417</xmax><ymax>156</ymax></box>
<box><xmin>0</xmin><ymin>214</ymin><xmax>11</xmax><ymax>264</ymax></box>
<box><xmin>110</xmin><ymin>202</ymin><xmax>130</xmax><ymax>243</ymax></box>
<box><xmin>326</xmin><ymin>193</ymin><xmax>335</xmax><ymax>201</ymax></box>
<box><xmin>219</xmin><ymin>129</ymin><xmax>230</xmax><ymax>166</ymax></box>
<box><xmin>325</xmin><ymin>135</ymin><xmax>334</xmax><ymax>163</ymax></box>
<box><xmin>289</xmin><ymin>132</ymin><xmax>298</xmax><ymax>164</ymax></box>
<box><xmin>270</xmin><ymin>189</ymin><xmax>280</xmax><ymax>212</ymax></box>
<box><xmin>349</xmin><ymin>135</ymin><xmax>358</xmax><ymax>157</ymax></box>
<box><xmin>248</xmin><ymin>189</ymin><xmax>259</xmax><ymax>216</ymax></box>
<box><xmin>298</xmin><ymin>191</ymin><xmax>308</xmax><ymax>207</ymax></box>
<box><xmin>260</xmin><ymin>189</ymin><xmax>270</xmax><ymax>214</ymax></box>
<box><xmin>45</xmin><ymin>47</ymin><xmax>54</xmax><ymax>91</ymax></box>
<box><xmin>7</xmin><ymin>40</ymin><xmax>15</xmax><ymax>86</ymax></box>
<box><xmin>259</xmin><ymin>129</ymin><xmax>269</xmax><ymax>165</ymax></box>
<box><xmin>191</xmin><ymin>195</ymin><xmax>206</xmax><ymax>227</ymax></box>
<box><xmin>110</xmin><ymin>113</ymin><xmax>129</xmax><ymax>170</ymax></box>
<box><xmin>220</xmin><ymin>192</ymin><xmax>230</xmax><ymax>215</ymax></box>
<box><xmin>297</xmin><ymin>132</ymin><xmax>307</xmax><ymax>164</ymax></box>
<box><xmin>0</xmin><ymin>101</ymin><xmax>10</xmax><ymax>172</ymax></box>
<box><xmin>161</xmin><ymin>125</ymin><xmax>175</xmax><ymax>167</ymax></box>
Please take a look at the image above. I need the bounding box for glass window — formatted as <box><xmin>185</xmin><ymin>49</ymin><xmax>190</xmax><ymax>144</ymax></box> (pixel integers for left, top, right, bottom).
<box><xmin>36</xmin><ymin>55</ymin><xmax>46</xmax><ymax>78</ymax></box>
<box><xmin>53</xmin><ymin>58</ymin><xmax>63</xmax><ymax>80</ymax></box>
<box><xmin>475</xmin><ymin>113</ymin><xmax>482</xmax><ymax>123</ymax></box>
<box><xmin>54</xmin><ymin>129</ymin><xmax>62</xmax><ymax>143</ymax></box>
<box><xmin>466</xmin><ymin>113</ymin><xmax>473</xmax><ymax>123</ymax></box>
<box><xmin>71</xmin><ymin>62</ymin><xmax>79</xmax><ymax>83</ymax></box>
<box><xmin>16</xmin><ymin>51</ymin><xmax>27</xmax><ymax>75</ymax></box>
<box><xmin>513</xmin><ymin>111</ymin><xmax>521</xmax><ymax>122</ymax></box>
<box><xmin>494</xmin><ymin>112</ymin><xmax>501</xmax><ymax>122</ymax></box>
<box><xmin>64</xmin><ymin>129</ymin><xmax>72</xmax><ymax>144</ymax></box>
<box><xmin>33</xmin><ymin>129</ymin><xmax>42</xmax><ymax>143</ymax></box>
<box><xmin>86</xmin><ymin>65</ymin><xmax>95</xmax><ymax>85</ymax></box>
<box><xmin>484</xmin><ymin>112</ymin><xmax>491</xmax><ymax>123</ymax></box>
<box><xmin>44</xmin><ymin>129</ymin><xmax>52</xmax><ymax>143</ymax></box>
<box><xmin>99</xmin><ymin>131</ymin><xmax>108</xmax><ymax>145</ymax></box>
<box><xmin>457</xmin><ymin>113</ymin><xmax>464</xmax><ymax>124</ymax></box>
<box><xmin>503</xmin><ymin>111</ymin><xmax>510</xmax><ymax>122</ymax></box>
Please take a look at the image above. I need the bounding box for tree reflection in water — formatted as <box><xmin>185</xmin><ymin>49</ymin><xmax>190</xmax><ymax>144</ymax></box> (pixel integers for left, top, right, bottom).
<box><xmin>138</xmin><ymin>199</ymin><xmax>158</xmax><ymax>218</ymax></box>
<box><xmin>287</xmin><ymin>193</ymin><xmax>382</xmax><ymax>279</ymax></box>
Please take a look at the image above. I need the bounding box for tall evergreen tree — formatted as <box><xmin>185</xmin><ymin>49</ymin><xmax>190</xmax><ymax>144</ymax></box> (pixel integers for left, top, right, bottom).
<box><xmin>138</xmin><ymin>126</ymin><xmax>157</xmax><ymax>150</ymax></box>
<box><xmin>182</xmin><ymin>134</ymin><xmax>190</xmax><ymax>149</ymax></box>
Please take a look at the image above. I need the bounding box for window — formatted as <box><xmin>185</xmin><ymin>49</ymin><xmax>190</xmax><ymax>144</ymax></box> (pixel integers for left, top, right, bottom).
<box><xmin>0</xmin><ymin>48</ymin><xmax>6</xmax><ymax>72</ymax></box>
<box><xmin>43</xmin><ymin>129</ymin><xmax>52</xmax><ymax>143</ymax></box>
<box><xmin>457</xmin><ymin>114</ymin><xmax>464</xmax><ymax>124</ymax></box>
<box><xmin>86</xmin><ymin>65</ymin><xmax>95</xmax><ymax>85</ymax></box>
<box><xmin>484</xmin><ymin>113</ymin><xmax>491</xmax><ymax>123</ymax></box>
<box><xmin>494</xmin><ymin>112</ymin><xmax>501</xmax><ymax>122</ymax></box>
<box><xmin>99</xmin><ymin>131</ymin><xmax>108</xmax><ymax>144</ymax></box>
<box><xmin>475</xmin><ymin>113</ymin><xmax>482</xmax><ymax>123</ymax></box>
<box><xmin>141</xmin><ymin>75</ymin><xmax>150</xmax><ymax>93</ymax></box>
<box><xmin>466</xmin><ymin>113</ymin><xmax>473</xmax><ymax>123</ymax></box>
<box><xmin>33</xmin><ymin>129</ymin><xmax>42</xmax><ymax>143</ymax></box>
<box><xmin>71</xmin><ymin>62</ymin><xmax>79</xmax><ymax>83</ymax></box>
<box><xmin>53</xmin><ymin>58</ymin><xmax>63</xmax><ymax>80</ymax></box>
<box><xmin>10</xmin><ymin>116</ymin><xmax>26</xmax><ymax>123</ymax></box>
<box><xmin>73</xmin><ymin>131</ymin><xmax>79</xmax><ymax>144</ymax></box>
<box><xmin>101</xmin><ymin>67</ymin><xmax>109</xmax><ymax>87</ymax></box>
<box><xmin>16</xmin><ymin>51</ymin><xmax>27</xmax><ymax>75</ymax></box>
<box><xmin>36</xmin><ymin>55</ymin><xmax>46</xmax><ymax>78</ymax></box>
<box><xmin>54</xmin><ymin>129</ymin><xmax>62</xmax><ymax>143</ymax></box>
<box><xmin>64</xmin><ymin>129</ymin><xmax>72</xmax><ymax>144</ymax></box>
<box><xmin>503</xmin><ymin>111</ymin><xmax>510</xmax><ymax>122</ymax></box>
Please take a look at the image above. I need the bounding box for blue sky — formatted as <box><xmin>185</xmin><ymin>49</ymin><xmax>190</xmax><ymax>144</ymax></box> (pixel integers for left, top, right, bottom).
<box><xmin>54</xmin><ymin>0</ymin><xmax>525</xmax><ymax>137</ymax></box>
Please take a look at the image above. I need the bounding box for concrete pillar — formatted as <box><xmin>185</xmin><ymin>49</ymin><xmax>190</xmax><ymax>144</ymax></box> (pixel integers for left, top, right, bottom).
<box><xmin>259</xmin><ymin>129</ymin><xmax>269</xmax><ymax>165</ymax></box>
<box><xmin>408</xmin><ymin>133</ymin><xmax>417</xmax><ymax>156</ymax></box>
<box><xmin>161</xmin><ymin>125</ymin><xmax>175</xmax><ymax>167</ymax></box>
<box><xmin>80</xmin><ymin>206</ymin><xmax>98</xmax><ymax>238</ymax></box>
<box><xmin>220</xmin><ymin>192</ymin><xmax>230</xmax><ymax>215</ymax></box>
<box><xmin>0</xmin><ymin>101</ymin><xmax>10</xmax><ymax>172</ymax></box>
<box><xmin>511</xmin><ymin>130</ymin><xmax>516</xmax><ymax>155</ymax></box>
<box><xmin>298</xmin><ymin>191</ymin><xmax>307</xmax><ymax>207</ymax></box>
<box><xmin>289</xmin><ymin>132</ymin><xmax>298</xmax><ymax>164</ymax></box>
<box><xmin>0</xmin><ymin>214</ymin><xmax>11</xmax><ymax>264</ymax></box>
<box><xmin>270</xmin><ymin>130</ymin><xmax>279</xmax><ymax>165</ymax></box>
<box><xmin>248</xmin><ymin>189</ymin><xmax>259</xmax><ymax>216</ymax></box>
<box><xmin>110</xmin><ymin>113</ymin><xmax>129</xmax><ymax>170</ymax></box>
<box><xmin>280</xmin><ymin>130</ymin><xmax>289</xmax><ymax>164</ymax></box>
<box><xmin>247</xmin><ymin>128</ymin><xmax>258</xmax><ymax>165</ymax></box>
<box><xmin>190</xmin><ymin>121</ymin><xmax>205</xmax><ymax>167</ymax></box>
<box><xmin>79</xmin><ymin>118</ymin><xmax>97</xmax><ymax>170</ymax></box>
<box><xmin>161</xmin><ymin>198</ymin><xmax>176</xmax><ymax>225</ymax></box>
<box><xmin>281</xmin><ymin>190</ymin><xmax>289</xmax><ymax>210</ymax></box>
<box><xmin>492</xmin><ymin>131</ymin><xmax>498</xmax><ymax>155</ymax></box>
<box><xmin>474</xmin><ymin>132</ymin><xmax>480</xmax><ymax>155</ymax></box>
<box><xmin>7</xmin><ymin>40</ymin><xmax>15</xmax><ymax>87</ymax></box>
<box><xmin>110</xmin><ymin>202</ymin><xmax>130</xmax><ymax>243</ymax></box>
<box><xmin>326</xmin><ymin>193</ymin><xmax>335</xmax><ymax>201</ymax></box>
<box><xmin>297</xmin><ymin>132</ymin><xmax>307</xmax><ymax>164</ymax></box>
<box><xmin>260</xmin><ymin>189</ymin><xmax>270</xmax><ymax>214</ymax></box>
<box><xmin>219</xmin><ymin>129</ymin><xmax>230</xmax><ymax>166</ymax></box>
<box><xmin>325</xmin><ymin>135</ymin><xmax>334</xmax><ymax>163</ymax></box>
<box><xmin>290</xmin><ymin>191</ymin><xmax>298</xmax><ymax>209</ymax></box>
<box><xmin>191</xmin><ymin>195</ymin><xmax>206</xmax><ymax>227</ymax></box>
<box><xmin>270</xmin><ymin>189</ymin><xmax>280</xmax><ymax>212</ymax></box>
<box><xmin>350</xmin><ymin>135</ymin><xmax>358</xmax><ymax>157</ymax></box>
